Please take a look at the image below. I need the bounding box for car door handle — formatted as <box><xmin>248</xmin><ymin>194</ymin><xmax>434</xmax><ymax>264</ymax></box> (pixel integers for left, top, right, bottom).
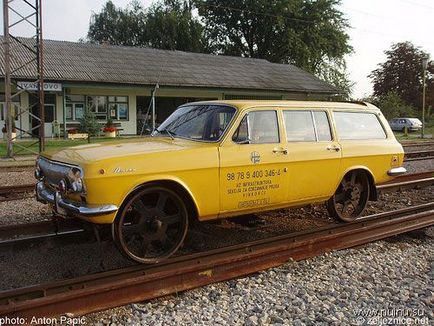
<box><xmin>272</xmin><ymin>147</ymin><xmax>288</xmax><ymax>155</ymax></box>
<box><xmin>327</xmin><ymin>145</ymin><xmax>340</xmax><ymax>152</ymax></box>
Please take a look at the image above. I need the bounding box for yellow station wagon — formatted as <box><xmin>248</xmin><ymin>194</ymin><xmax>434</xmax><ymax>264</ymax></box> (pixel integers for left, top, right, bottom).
<box><xmin>35</xmin><ymin>100</ymin><xmax>406</xmax><ymax>263</ymax></box>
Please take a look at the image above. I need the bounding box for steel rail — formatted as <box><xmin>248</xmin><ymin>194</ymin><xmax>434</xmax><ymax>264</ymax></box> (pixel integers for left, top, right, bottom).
<box><xmin>0</xmin><ymin>202</ymin><xmax>433</xmax><ymax>319</ymax></box>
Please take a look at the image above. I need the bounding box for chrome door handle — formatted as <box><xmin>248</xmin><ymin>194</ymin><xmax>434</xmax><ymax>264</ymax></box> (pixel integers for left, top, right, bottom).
<box><xmin>327</xmin><ymin>145</ymin><xmax>340</xmax><ymax>152</ymax></box>
<box><xmin>272</xmin><ymin>147</ymin><xmax>288</xmax><ymax>155</ymax></box>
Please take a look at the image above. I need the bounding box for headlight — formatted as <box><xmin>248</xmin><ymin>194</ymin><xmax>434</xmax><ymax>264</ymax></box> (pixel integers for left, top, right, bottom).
<box><xmin>67</xmin><ymin>167</ymin><xmax>85</xmax><ymax>193</ymax></box>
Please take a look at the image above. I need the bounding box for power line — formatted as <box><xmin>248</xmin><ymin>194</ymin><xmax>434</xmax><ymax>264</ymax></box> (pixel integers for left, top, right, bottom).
<box><xmin>396</xmin><ymin>0</ymin><xmax>434</xmax><ymax>10</ymax></box>
<box><xmin>196</xmin><ymin>3</ymin><xmax>319</xmax><ymax>25</ymax></box>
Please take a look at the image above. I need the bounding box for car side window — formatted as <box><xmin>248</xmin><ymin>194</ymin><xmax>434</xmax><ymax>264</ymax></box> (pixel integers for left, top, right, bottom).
<box><xmin>334</xmin><ymin>111</ymin><xmax>387</xmax><ymax>140</ymax></box>
<box><xmin>283</xmin><ymin>110</ymin><xmax>316</xmax><ymax>142</ymax></box>
<box><xmin>232</xmin><ymin>110</ymin><xmax>279</xmax><ymax>144</ymax></box>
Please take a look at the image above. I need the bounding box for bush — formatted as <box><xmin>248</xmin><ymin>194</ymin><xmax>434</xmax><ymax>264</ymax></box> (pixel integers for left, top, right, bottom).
<box><xmin>366</xmin><ymin>92</ymin><xmax>417</xmax><ymax>120</ymax></box>
<box><xmin>78</xmin><ymin>110</ymin><xmax>101</xmax><ymax>142</ymax></box>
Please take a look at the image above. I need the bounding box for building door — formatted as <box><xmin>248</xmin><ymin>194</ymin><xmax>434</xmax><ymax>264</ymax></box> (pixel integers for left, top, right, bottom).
<box><xmin>30</xmin><ymin>94</ymin><xmax>56</xmax><ymax>137</ymax></box>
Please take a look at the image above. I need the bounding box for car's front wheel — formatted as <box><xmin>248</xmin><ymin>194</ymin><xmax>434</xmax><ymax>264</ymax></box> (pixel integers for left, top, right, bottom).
<box><xmin>112</xmin><ymin>186</ymin><xmax>189</xmax><ymax>264</ymax></box>
<box><xmin>326</xmin><ymin>170</ymin><xmax>370</xmax><ymax>222</ymax></box>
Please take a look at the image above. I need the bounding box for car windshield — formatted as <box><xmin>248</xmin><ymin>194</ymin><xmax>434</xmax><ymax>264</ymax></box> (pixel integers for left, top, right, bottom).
<box><xmin>153</xmin><ymin>105</ymin><xmax>236</xmax><ymax>142</ymax></box>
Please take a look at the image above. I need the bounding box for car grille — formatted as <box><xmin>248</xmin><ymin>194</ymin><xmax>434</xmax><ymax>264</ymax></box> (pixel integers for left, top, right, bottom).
<box><xmin>38</xmin><ymin>157</ymin><xmax>80</xmax><ymax>188</ymax></box>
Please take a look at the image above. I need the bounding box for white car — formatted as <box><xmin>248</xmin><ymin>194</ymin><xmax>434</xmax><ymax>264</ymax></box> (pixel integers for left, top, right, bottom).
<box><xmin>389</xmin><ymin>118</ymin><xmax>422</xmax><ymax>132</ymax></box>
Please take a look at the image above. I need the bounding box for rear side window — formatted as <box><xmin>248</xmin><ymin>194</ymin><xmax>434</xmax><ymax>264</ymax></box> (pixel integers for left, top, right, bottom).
<box><xmin>283</xmin><ymin>110</ymin><xmax>332</xmax><ymax>142</ymax></box>
<box><xmin>334</xmin><ymin>112</ymin><xmax>386</xmax><ymax>140</ymax></box>
<box><xmin>283</xmin><ymin>111</ymin><xmax>316</xmax><ymax>142</ymax></box>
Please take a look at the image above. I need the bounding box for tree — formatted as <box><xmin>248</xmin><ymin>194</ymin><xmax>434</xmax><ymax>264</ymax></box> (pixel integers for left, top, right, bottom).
<box><xmin>87</xmin><ymin>1</ymin><xmax>146</xmax><ymax>46</ymax></box>
<box><xmin>87</xmin><ymin>0</ymin><xmax>206</xmax><ymax>52</ymax></box>
<box><xmin>363</xmin><ymin>92</ymin><xmax>416</xmax><ymax>121</ymax></box>
<box><xmin>369</xmin><ymin>42</ymin><xmax>434</xmax><ymax>113</ymax></box>
<box><xmin>79</xmin><ymin>110</ymin><xmax>101</xmax><ymax>143</ymax></box>
<box><xmin>195</xmin><ymin>0</ymin><xmax>352</xmax><ymax>88</ymax></box>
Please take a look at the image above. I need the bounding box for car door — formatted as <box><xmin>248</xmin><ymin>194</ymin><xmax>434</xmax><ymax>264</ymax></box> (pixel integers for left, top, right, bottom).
<box><xmin>282</xmin><ymin>109</ymin><xmax>342</xmax><ymax>202</ymax></box>
<box><xmin>218</xmin><ymin>109</ymin><xmax>288</xmax><ymax>215</ymax></box>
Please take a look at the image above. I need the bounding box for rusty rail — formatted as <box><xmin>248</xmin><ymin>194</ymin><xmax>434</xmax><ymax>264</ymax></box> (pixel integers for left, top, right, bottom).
<box><xmin>378</xmin><ymin>170</ymin><xmax>434</xmax><ymax>193</ymax></box>
<box><xmin>0</xmin><ymin>220</ymin><xmax>86</xmax><ymax>247</ymax></box>
<box><xmin>0</xmin><ymin>184</ymin><xmax>35</xmax><ymax>202</ymax></box>
<box><xmin>404</xmin><ymin>149</ymin><xmax>434</xmax><ymax>162</ymax></box>
<box><xmin>0</xmin><ymin>202</ymin><xmax>433</xmax><ymax>319</ymax></box>
<box><xmin>401</xmin><ymin>140</ymin><xmax>434</xmax><ymax>148</ymax></box>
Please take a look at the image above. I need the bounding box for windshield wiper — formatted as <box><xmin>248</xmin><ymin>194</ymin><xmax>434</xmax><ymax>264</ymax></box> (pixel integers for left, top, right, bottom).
<box><xmin>156</xmin><ymin>128</ymin><xmax>175</xmax><ymax>140</ymax></box>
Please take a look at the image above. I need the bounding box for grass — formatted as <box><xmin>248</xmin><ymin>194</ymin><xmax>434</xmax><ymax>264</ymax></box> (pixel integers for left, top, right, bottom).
<box><xmin>0</xmin><ymin>136</ymin><xmax>137</xmax><ymax>157</ymax></box>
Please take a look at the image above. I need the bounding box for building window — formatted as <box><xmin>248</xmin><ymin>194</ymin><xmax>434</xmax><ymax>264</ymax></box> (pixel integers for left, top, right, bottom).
<box><xmin>108</xmin><ymin>96</ymin><xmax>128</xmax><ymax>120</ymax></box>
<box><xmin>87</xmin><ymin>95</ymin><xmax>108</xmax><ymax>120</ymax></box>
<box><xmin>76</xmin><ymin>95</ymin><xmax>129</xmax><ymax>121</ymax></box>
<box><xmin>65</xmin><ymin>95</ymin><xmax>85</xmax><ymax>121</ymax></box>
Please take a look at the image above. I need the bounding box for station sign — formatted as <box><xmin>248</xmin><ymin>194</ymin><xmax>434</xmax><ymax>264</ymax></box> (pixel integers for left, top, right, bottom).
<box><xmin>17</xmin><ymin>81</ymin><xmax>63</xmax><ymax>92</ymax></box>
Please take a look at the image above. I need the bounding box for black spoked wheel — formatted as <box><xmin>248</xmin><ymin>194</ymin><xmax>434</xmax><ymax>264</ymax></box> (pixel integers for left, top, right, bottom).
<box><xmin>113</xmin><ymin>186</ymin><xmax>189</xmax><ymax>264</ymax></box>
<box><xmin>326</xmin><ymin>171</ymin><xmax>370</xmax><ymax>222</ymax></box>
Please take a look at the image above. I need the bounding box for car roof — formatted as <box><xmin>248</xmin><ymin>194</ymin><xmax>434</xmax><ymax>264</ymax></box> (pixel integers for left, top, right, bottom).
<box><xmin>183</xmin><ymin>100</ymin><xmax>380</xmax><ymax>112</ymax></box>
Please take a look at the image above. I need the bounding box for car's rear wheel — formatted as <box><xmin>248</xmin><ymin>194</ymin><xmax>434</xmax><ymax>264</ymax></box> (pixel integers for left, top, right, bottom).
<box><xmin>113</xmin><ymin>186</ymin><xmax>189</xmax><ymax>264</ymax></box>
<box><xmin>326</xmin><ymin>170</ymin><xmax>370</xmax><ymax>222</ymax></box>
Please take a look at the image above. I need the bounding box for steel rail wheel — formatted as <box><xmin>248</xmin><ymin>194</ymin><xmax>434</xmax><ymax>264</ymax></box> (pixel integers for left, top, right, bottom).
<box><xmin>326</xmin><ymin>171</ymin><xmax>370</xmax><ymax>222</ymax></box>
<box><xmin>113</xmin><ymin>186</ymin><xmax>189</xmax><ymax>264</ymax></box>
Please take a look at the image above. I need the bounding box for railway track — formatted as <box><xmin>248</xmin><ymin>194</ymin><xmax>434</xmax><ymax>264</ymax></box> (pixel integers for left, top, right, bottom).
<box><xmin>0</xmin><ymin>202</ymin><xmax>433</xmax><ymax>319</ymax></box>
<box><xmin>0</xmin><ymin>184</ymin><xmax>34</xmax><ymax>202</ymax></box>
<box><xmin>404</xmin><ymin>149</ymin><xmax>434</xmax><ymax>162</ymax></box>
<box><xmin>401</xmin><ymin>140</ymin><xmax>434</xmax><ymax>148</ymax></box>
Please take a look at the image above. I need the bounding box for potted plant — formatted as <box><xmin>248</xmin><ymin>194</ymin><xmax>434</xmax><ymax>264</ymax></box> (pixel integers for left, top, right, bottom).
<box><xmin>2</xmin><ymin>121</ymin><xmax>17</xmax><ymax>142</ymax></box>
<box><xmin>103</xmin><ymin>118</ymin><xmax>117</xmax><ymax>138</ymax></box>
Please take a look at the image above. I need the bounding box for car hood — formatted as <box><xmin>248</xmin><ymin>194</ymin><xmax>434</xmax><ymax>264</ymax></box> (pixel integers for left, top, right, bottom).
<box><xmin>42</xmin><ymin>137</ymin><xmax>213</xmax><ymax>165</ymax></box>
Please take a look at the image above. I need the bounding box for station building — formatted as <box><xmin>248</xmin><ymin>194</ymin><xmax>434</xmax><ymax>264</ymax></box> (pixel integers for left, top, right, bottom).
<box><xmin>0</xmin><ymin>38</ymin><xmax>339</xmax><ymax>138</ymax></box>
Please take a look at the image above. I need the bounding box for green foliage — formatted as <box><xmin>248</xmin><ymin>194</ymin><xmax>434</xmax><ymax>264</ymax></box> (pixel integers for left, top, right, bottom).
<box><xmin>79</xmin><ymin>110</ymin><xmax>101</xmax><ymax>142</ymax></box>
<box><xmin>87</xmin><ymin>0</ymin><xmax>206</xmax><ymax>52</ymax></box>
<box><xmin>369</xmin><ymin>42</ymin><xmax>433</xmax><ymax>112</ymax></box>
<box><xmin>195</xmin><ymin>0</ymin><xmax>352</xmax><ymax>91</ymax></box>
<box><xmin>106</xmin><ymin>117</ymin><xmax>114</xmax><ymax>127</ymax></box>
<box><xmin>145</xmin><ymin>0</ymin><xmax>206</xmax><ymax>52</ymax></box>
<box><xmin>362</xmin><ymin>92</ymin><xmax>416</xmax><ymax>121</ymax></box>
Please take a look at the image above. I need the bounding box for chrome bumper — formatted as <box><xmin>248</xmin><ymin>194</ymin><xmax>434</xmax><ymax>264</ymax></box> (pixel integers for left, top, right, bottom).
<box><xmin>387</xmin><ymin>167</ymin><xmax>407</xmax><ymax>176</ymax></box>
<box><xmin>36</xmin><ymin>181</ymin><xmax>118</xmax><ymax>217</ymax></box>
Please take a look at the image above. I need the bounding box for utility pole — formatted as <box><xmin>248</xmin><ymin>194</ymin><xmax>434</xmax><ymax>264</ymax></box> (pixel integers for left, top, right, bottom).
<box><xmin>421</xmin><ymin>56</ymin><xmax>429</xmax><ymax>139</ymax></box>
<box><xmin>3</xmin><ymin>0</ymin><xmax>13</xmax><ymax>157</ymax></box>
<box><xmin>2</xmin><ymin>0</ymin><xmax>45</xmax><ymax>157</ymax></box>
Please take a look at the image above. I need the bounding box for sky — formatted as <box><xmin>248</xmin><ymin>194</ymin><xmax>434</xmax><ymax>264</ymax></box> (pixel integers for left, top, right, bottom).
<box><xmin>1</xmin><ymin>0</ymin><xmax>433</xmax><ymax>98</ymax></box>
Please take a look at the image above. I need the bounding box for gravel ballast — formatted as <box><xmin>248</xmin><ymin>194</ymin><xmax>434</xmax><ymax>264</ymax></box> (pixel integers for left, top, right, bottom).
<box><xmin>87</xmin><ymin>227</ymin><xmax>434</xmax><ymax>325</ymax></box>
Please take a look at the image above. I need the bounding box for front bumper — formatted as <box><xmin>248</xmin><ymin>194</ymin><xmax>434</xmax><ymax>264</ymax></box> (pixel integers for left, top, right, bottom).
<box><xmin>387</xmin><ymin>167</ymin><xmax>407</xmax><ymax>176</ymax></box>
<box><xmin>36</xmin><ymin>181</ymin><xmax>118</xmax><ymax>217</ymax></box>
